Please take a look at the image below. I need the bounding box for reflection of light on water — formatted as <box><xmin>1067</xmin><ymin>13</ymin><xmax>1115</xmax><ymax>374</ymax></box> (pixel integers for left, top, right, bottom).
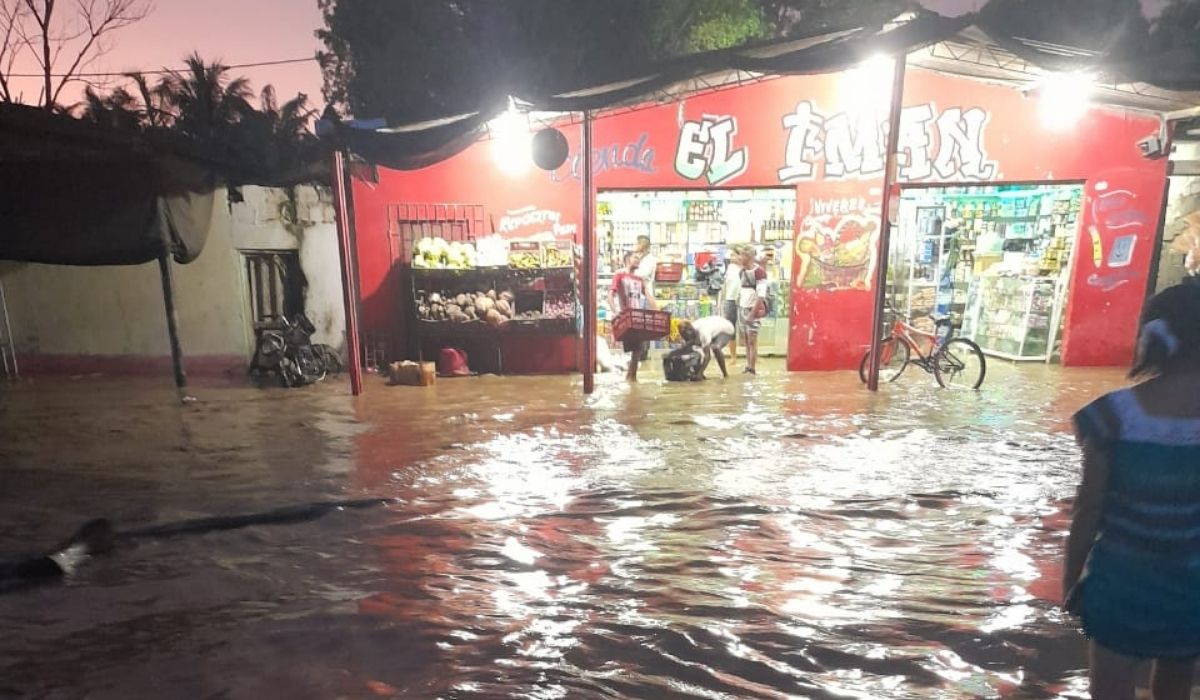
<box><xmin>501</xmin><ymin>536</ymin><xmax>542</xmax><ymax>565</ymax></box>
<box><xmin>979</xmin><ymin>603</ymin><xmax>1036</xmax><ymax>634</ymax></box>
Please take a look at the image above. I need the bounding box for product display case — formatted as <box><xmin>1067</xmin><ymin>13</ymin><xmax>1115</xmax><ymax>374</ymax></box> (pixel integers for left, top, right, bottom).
<box><xmin>962</xmin><ymin>275</ymin><xmax>1056</xmax><ymax>361</ymax></box>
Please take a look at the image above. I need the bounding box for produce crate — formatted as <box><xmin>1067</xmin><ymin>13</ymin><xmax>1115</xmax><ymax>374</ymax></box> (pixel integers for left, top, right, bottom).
<box><xmin>613</xmin><ymin>309</ymin><xmax>671</xmax><ymax>343</ymax></box>
<box><xmin>508</xmin><ymin>241</ymin><xmax>542</xmax><ymax>270</ymax></box>
<box><xmin>542</xmin><ymin>242</ymin><xmax>574</xmax><ymax>268</ymax></box>
<box><xmin>655</xmin><ymin>262</ymin><xmax>685</xmax><ymax>283</ymax></box>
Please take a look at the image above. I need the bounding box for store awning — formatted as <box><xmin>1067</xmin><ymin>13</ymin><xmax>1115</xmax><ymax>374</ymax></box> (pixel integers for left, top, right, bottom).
<box><xmin>319</xmin><ymin>12</ymin><xmax>1200</xmax><ymax>171</ymax></box>
<box><xmin>0</xmin><ymin>104</ymin><xmax>220</xmax><ymax>267</ymax></box>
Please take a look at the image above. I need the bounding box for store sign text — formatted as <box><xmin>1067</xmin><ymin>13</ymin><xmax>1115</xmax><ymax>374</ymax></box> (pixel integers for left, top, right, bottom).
<box><xmin>778</xmin><ymin>101</ymin><xmax>998</xmax><ymax>184</ymax></box>
<box><xmin>809</xmin><ymin>196</ymin><xmax>870</xmax><ymax>217</ymax></box>
<box><xmin>498</xmin><ymin>206</ymin><xmax>577</xmax><ymax>238</ymax></box>
<box><xmin>674</xmin><ymin>114</ymin><xmax>748</xmax><ymax>186</ymax></box>
<box><xmin>551</xmin><ymin>133</ymin><xmax>656</xmax><ymax>182</ymax></box>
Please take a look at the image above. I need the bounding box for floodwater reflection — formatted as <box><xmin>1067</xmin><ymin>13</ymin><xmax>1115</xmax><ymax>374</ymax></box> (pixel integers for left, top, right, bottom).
<box><xmin>0</xmin><ymin>362</ymin><xmax>1125</xmax><ymax>698</ymax></box>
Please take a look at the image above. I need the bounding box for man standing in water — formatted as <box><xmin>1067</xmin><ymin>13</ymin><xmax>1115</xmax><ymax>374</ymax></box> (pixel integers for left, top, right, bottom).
<box><xmin>610</xmin><ymin>251</ymin><xmax>656</xmax><ymax>382</ymax></box>
<box><xmin>737</xmin><ymin>247</ymin><xmax>768</xmax><ymax>375</ymax></box>
<box><xmin>634</xmin><ymin>235</ymin><xmax>657</xmax><ymax>362</ymax></box>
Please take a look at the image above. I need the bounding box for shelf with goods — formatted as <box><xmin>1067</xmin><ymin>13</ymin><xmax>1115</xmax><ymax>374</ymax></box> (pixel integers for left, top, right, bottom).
<box><xmin>412</xmin><ymin>267</ymin><xmax>578</xmax><ymax>333</ymax></box>
<box><xmin>945</xmin><ymin>186</ymin><xmax>1082</xmax><ymax>277</ymax></box>
<box><xmin>962</xmin><ymin>274</ymin><xmax>1057</xmax><ymax>361</ymax></box>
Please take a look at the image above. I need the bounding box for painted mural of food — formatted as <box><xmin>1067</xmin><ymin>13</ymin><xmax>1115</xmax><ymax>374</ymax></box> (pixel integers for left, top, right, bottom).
<box><xmin>796</xmin><ymin>214</ymin><xmax>878</xmax><ymax>290</ymax></box>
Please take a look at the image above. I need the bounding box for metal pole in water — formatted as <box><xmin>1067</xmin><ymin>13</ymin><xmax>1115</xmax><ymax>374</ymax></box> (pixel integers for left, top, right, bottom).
<box><xmin>332</xmin><ymin>150</ymin><xmax>364</xmax><ymax>396</ymax></box>
<box><xmin>867</xmin><ymin>55</ymin><xmax>908</xmax><ymax>392</ymax></box>
<box><xmin>157</xmin><ymin>253</ymin><xmax>187</xmax><ymax>390</ymax></box>
<box><xmin>156</xmin><ymin>198</ymin><xmax>187</xmax><ymax>390</ymax></box>
<box><xmin>582</xmin><ymin>110</ymin><xmax>597</xmax><ymax>395</ymax></box>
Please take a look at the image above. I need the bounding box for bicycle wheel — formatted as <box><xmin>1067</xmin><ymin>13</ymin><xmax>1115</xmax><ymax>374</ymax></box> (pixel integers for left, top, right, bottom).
<box><xmin>933</xmin><ymin>338</ymin><xmax>987</xmax><ymax>390</ymax></box>
<box><xmin>858</xmin><ymin>338</ymin><xmax>911</xmax><ymax>384</ymax></box>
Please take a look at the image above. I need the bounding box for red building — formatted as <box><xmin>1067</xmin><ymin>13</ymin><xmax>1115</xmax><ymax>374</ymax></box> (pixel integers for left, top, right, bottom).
<box><xmin>349</xmin><ymin>65</ymin><xmax>1169</xmax><ymax>373</ymax></box>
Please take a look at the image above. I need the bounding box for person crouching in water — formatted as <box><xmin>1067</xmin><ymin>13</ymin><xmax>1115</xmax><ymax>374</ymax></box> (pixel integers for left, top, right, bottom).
<box><xmin>670</xmin><ymin>317</ymin><xmax>735</xmax><ymax>379</ymax></box>
<box><xmin>609</xmin><ymin>250</ymin><xmax>656</xmax><ymax>382</ymax></box>
<box><xmin>1064</xmin><ymin>283</ymin><xmax>1200</xmax><ymax>700</ymax></box>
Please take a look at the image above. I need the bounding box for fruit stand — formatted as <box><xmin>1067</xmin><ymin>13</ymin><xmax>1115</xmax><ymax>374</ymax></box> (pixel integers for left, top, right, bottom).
<box><xmin>409</xmin><ymin>237</ymin><xmax>579</xmax><ymax>373</ymax></box>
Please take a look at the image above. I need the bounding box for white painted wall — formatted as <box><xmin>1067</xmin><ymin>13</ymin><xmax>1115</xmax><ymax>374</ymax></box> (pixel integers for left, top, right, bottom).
<box><xmin>0</xmin><ymin>184</ymin><xmax>346</xmax><ymax>374</ymax></box>
<box><xmin>228</xmin><ymin>185</ymin><xmax>347</xmax><ymax>349</ymax></box>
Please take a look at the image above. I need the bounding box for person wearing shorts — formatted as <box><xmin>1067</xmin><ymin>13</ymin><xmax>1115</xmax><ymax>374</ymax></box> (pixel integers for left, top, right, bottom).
<box><xmin>737</xmin><ymin>248</ymin><xmax>767</xmax><ymax>375</ymax></box>
<box><xmin>719</xmin><ymin>248</ymin><xmax>743</xmax><ymax>362</ymax></box>
<box><xmin>610</xmin><ymin>251</ymin><xmax>655</xmax><ymax>382</ymax></box>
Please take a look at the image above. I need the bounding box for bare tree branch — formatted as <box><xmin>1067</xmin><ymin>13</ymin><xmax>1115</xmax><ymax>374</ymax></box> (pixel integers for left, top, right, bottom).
<box><xmin>0</xmin><ymin>0</ymin><xmax>150</xmax><ymax>108</ymax></box>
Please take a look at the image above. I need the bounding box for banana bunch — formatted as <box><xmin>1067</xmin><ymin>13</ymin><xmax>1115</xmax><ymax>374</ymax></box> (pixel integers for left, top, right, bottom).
<box><xmin>509</xmin><ymin>251</ymin><xmax>541</xmax><ymax>269</ymax></box>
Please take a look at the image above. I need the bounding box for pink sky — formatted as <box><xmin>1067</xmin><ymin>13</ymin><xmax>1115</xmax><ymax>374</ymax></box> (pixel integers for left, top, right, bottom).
<box><xmin>9</xmin><ymin>0</ymin><xmax>325</xmax><ymax>108</ymax></box>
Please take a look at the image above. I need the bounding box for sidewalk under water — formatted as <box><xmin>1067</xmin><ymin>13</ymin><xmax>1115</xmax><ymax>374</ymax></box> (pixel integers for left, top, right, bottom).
<box><xmin>0</xmin><ymin>362</ymin><xmax>1131</xmax><ymax>698</ymax></box>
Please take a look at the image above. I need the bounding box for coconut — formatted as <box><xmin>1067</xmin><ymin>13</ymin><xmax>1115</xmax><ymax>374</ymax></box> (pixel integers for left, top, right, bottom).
<box><xmin>487</xmin><ymin>289</ymin><xmax>498</xmax><ymax>300</ymax></box>
<box><xmin>429</xmin><ymin>292</ymin><xmax>442</xmax><ymax>304</ymax></box>
<box><xmin>485</xmin><ymin>308</ymin><xmax>504</xmax><ymax>327</ymax></box>
<box><xmin>445</xmin><ymin>303</ymin><xmax>462</xmax><ymax>316</ymax></box>
<box><xmin>455</xmin><ymin>294</ymin><xmax>468</xmax><ymax>307</ymax></box>
<box><xmin>495</xmin><ymin>299</ymin><xmax>512</xmax><ymax>316</ymax></box>
<box><xmin>499</xmin><ymin>290</ymin><xmax>515</xmax><ymax>303</ymax></box>
<box><xmin>475</xmin><ymin>296</ymin><xmax>496</xmax><ymax>314</ymax></box>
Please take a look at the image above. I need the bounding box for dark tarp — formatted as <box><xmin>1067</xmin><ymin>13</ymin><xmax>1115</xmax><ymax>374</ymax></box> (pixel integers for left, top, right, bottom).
<box><xmin>319</xmin><ymin>13</ymin><xmax>972</xmax><ymax>170</ymax></box>
<box><xmin>0</xmin><ymin>105</ymin><xmax>218</xmax><ymax>266</ymax></box>
<box><xmin>320</xmin><ymin>11</ymin><xmax>1200</xmax><ymax>171</ymax></box>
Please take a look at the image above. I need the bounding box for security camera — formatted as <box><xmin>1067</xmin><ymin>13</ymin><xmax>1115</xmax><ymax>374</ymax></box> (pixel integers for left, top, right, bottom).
<box><xmin>1138</xmin><ymin>134</ymin><xmax>1166</xmax><ymax>158</ymax></box>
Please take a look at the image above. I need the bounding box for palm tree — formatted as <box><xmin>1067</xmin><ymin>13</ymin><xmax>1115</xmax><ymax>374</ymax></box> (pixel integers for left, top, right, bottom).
<box><xmin>234</xmin><ymin>84</ymin><xmax>319</xmax><ymax>182</ymax></box>
<box><xmin>159</xmin><ymin>53</ymin><xmax>253</xmax><ymax>142</ymax></box>
<box><xmin>124</xmin><ymin>71</ymin><xmax>173</xmax><ymax>129</ymax></box>
<box><xmin>76</xmin><ymin>85</ymin><xmax>144</xmax><ymax>131</ymax></box>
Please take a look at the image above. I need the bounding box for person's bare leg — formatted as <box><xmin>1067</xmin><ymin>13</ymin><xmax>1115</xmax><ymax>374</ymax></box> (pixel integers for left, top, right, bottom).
<box><xmin>1151</xmin><ymin>655</ymin><xmax>1197</xmax><ymax>700</ymax></box>
<box><xmin>746</xmin><ymin>333</ymin><xmax>758</xmax><ymax>372</ymax></box>
<box><xmin>626</xmin><ymin>347</ymin><xmax>639</xmax><ymax>382</ymax></box>
<box><xmin>1090</xmin><ymin>642</ymin><xmax>1140</xmax><ymax>700</ymax></box>
<box><xmin>713</xmin><ymin>347</ymin><xmax>728</xmax><ymax>378</ymax></box>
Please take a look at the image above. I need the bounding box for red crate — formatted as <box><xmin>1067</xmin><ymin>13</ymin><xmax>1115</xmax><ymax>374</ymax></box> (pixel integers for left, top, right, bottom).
<box><xmin>655</xmin><ymin>262</ymin><xmax>684</xmax><ymax>283</ymax></box>
<box><xmin>613</xmin><ymin>309</ymin><xmax>671</xmax><ymax>343</ymax></box>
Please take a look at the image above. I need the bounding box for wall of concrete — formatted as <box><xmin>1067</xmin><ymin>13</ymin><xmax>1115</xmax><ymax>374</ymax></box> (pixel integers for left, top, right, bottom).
<box><xmin>228</xmin><ymin>185</ymin><xmax>346</xmax><ymax>349</ymax></box>
<box><xmin>0</xmin><ymin>185</ymin><xmax>345</xmax><ymax>378</ymax></box>
<box><xmin>1158</xmin><ymin>142</ymin><xmax>1200</xmax><ymax>294</ymax></box>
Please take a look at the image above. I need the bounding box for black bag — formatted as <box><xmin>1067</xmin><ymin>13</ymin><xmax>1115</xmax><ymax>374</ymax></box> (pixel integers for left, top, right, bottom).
<box><xmin>663</xmin><ymin>351</ymin><xmax>703</xmax><ymax>382</ymax></box>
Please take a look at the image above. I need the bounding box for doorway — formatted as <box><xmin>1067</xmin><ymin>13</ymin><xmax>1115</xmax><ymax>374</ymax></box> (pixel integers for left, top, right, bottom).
<box><xmin>891</xmin><ymin>183</ymin><xmax>1084</xmax><ymax>363</ymax></box>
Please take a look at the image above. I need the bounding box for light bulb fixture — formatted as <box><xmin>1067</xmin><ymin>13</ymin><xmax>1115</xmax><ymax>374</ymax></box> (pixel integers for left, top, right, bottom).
<box><xmin>489</xmin><ymin>97</ymin><xmax>532</xmax><ymax>176</ymax></box>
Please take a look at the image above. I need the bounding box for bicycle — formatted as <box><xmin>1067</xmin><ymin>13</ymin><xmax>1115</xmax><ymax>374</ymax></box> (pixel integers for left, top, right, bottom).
<box><xmin>250</xmin><ymin>314</ymin><xmax>340</xmax><ymax>388</ymax></box>
<box><xmin>858</xmin><ymin>311</ymin><xmax>987</xmax><ymax>390</ymax></box>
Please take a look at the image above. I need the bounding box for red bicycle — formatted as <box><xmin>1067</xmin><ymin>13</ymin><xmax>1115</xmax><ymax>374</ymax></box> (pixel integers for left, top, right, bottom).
<box><xmin>858</xmin><ymin>312</ymin><xmax>987</xmax><ymax>390</ymax></box>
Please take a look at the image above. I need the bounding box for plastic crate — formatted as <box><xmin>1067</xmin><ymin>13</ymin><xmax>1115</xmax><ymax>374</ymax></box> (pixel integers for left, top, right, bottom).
<box><xmin>612</xmin><ymin>309</ymin><xmax>671</xmax><ymax>343</ymax></box>
<box><xmin>655</xmin><ymin>262</ymin><xmax>685</xmax><ymax>283</ymax></box>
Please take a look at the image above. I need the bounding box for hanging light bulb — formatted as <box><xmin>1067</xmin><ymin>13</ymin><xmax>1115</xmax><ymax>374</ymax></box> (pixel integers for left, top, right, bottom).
<box><xmin>1037</xmin><ymin>71</ymin><xmax>1093</xmax><ymax>131</ymax></box>
<box><xmin>489</xmin><ymin>98</ymin><xmax>532</xmax><ymax>176</ymax></box>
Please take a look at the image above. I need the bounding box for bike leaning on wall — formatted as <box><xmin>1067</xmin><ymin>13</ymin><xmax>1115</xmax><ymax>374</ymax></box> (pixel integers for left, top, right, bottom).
<box><xmin>250</xmin><ymin>314</ymin><xmax>342</xmax><ymax>388</ymax></box>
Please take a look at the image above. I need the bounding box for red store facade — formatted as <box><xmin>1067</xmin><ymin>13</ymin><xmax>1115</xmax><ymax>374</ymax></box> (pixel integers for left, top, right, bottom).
<box><xmin>349</xmin><ymin>66</ymin><xmax>1168</xmax><ymax>373</ymax></box>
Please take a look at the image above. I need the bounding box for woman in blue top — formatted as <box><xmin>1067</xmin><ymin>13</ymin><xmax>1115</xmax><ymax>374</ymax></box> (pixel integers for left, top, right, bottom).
<box><xmin>1065</xmin><ymin>284</ymin><xmax>1200</xmax><ymax>700</ymax></box>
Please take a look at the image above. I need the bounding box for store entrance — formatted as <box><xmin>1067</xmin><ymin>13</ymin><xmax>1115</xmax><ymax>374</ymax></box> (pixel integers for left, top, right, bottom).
<box><xmin>597</xmin><ymin>189</ymin><xmax>796</xmax><ymax>357</ymax></box>
<box><xmin>891</xmin><ymin>183</ymin><xmax>1083</xmax><ymax>363</ymax></box>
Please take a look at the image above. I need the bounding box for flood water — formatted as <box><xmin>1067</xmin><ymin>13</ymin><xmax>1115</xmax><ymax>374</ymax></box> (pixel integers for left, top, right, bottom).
<box><xmin>0</xmin><ymin>362</ymin><xmax>1129</xmax><ymax>698</ymax></box>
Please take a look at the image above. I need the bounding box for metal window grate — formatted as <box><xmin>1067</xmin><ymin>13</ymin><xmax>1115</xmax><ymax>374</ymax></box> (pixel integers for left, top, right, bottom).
<box><xmin>244</xmin><ymin>251</ymin><xmax>305</xmax><ymax>324</ymax></box>
<box><xmin>386</xmin><ymin>203</ymin><xmax>486</xmax><ymax>265</ymax></box>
